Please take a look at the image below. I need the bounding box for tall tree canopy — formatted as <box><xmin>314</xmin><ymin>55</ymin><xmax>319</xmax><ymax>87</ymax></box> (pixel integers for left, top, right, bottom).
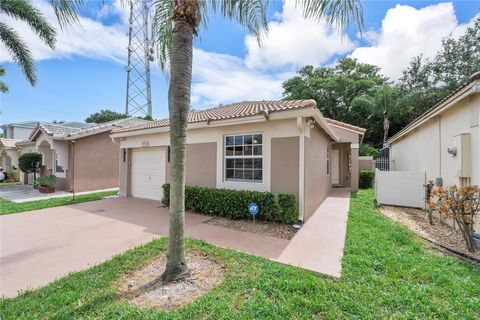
<box><xmin>85</xmin><ymin>109</ymin><xmax>128</xmax><ymax>123</ymax></box>
<box><xmin>398</xmin><ymin>16</ymin><xmax>480</xmax><ymax>120</ymax></box>
<box><xmin>282</xmin><ymin>58</ymin><xmax>387</xmax><ymax>146</ymax></box>
<box><xmin>283</xmin><ymin>58</ymin><xmax>386</xmax><ymax>122</ymax></box>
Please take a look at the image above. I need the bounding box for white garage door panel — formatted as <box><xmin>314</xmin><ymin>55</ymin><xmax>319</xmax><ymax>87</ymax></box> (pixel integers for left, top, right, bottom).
<box><xmin>131</xmin><ymin>147</ymin><xmax>166</xmax><ymax>200</ymax></box>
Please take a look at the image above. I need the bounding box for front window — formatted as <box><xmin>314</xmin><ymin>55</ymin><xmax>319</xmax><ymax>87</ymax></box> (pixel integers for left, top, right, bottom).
<box><xmin>225</xmin><ymin>133</ymin><xmax>263</xmax><ymax>182</ymax></box>
<box><xmin>54</xmin><ymin>153</ymin><xmax>64</xmax><ymax>174</ymax></box>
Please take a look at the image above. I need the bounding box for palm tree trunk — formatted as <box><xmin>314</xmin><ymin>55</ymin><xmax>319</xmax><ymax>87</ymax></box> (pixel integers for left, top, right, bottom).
<box><xmin>161</xmin><ymin>3</ymin><xmax>196</xmax><ymax>282</ymax></box>
<box><xmin>382</xmin><ymin>114</ymin><xmax>390</xmax><ymax>146</ymax></box>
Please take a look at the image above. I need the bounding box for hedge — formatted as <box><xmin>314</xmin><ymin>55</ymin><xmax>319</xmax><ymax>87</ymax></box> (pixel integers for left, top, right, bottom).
<box><xmin>359</xmin><ymin>170</ymin><xmax>375</xmax><ymax>189</ymax></box>
<box><xmin>162</xmin><ymin>184</ymin><xmax>298</xmax><ymax>224</ymax></box>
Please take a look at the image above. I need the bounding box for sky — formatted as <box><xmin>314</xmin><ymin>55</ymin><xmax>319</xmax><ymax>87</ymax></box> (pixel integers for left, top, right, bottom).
<box><xmin>0</xmin><ymin>0</ymin><xmax>479</xmax><ymax>124</ymax></box>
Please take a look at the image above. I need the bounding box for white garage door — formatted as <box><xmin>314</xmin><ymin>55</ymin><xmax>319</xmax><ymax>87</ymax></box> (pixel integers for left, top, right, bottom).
<box><xmin>131</xmin><ymin>147</ymin><xmax>166</xmax><ymax>201</ymax></box>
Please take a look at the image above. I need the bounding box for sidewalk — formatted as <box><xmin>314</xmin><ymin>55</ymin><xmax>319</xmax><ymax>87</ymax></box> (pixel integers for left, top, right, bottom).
<box><xmin>277</xmin><ymin>188</ymin><xmax>351</xmax><ymax>277</ymax></box>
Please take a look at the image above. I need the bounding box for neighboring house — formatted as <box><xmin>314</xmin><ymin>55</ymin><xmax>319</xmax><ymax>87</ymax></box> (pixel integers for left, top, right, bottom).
<box><xmin>386</xmin><ymin>72</ymin><xmax>480</xmax><ymax>187</ymax></box>
<box><xmin>16</xmin><ymin>118</ymin><xmax>149</xmax><ymax>192</ymax></box>
<box><xmin>111</xmin><ymin>100</ymin><xmax>365</xmax><ymax>222</ymax></box>
<box><xmin>1</xmin><ymin>121</ymin><xmax>38</xmax><ymax>140</ymax></box>
<box><xmin>0</xmin><ymin>138</ymin><xmax>23</xmax><ymax>181</ymax></box>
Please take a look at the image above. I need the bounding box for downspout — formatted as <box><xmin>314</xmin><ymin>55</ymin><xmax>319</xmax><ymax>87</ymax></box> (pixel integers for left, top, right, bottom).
<box><xmin>438</xmin><ymin>115</ymin><xmax>442</xmax><ymax>180</ymax></box>
<box><xmin>297</xmin><ymin>116</ymin><xmax>305</xmax><ymax>222</ymax></box>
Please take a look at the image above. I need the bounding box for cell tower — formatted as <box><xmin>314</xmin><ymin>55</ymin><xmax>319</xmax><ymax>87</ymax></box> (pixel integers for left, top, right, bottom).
<box><xmin>125</xmin><ymin>0</ymin><xmax>153</xmax><ymax>117</ymax></box>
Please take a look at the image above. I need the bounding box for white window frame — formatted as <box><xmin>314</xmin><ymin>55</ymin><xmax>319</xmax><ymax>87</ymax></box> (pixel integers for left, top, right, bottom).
<box><xmin>224</xmin><ymin>133</ymin><xmax>263</xmax><ymax>183</ymax></box>
<box><xmin>54</xmin><ymin>152</ymin><xmax>66</xmax><ymax>178</ymax></box>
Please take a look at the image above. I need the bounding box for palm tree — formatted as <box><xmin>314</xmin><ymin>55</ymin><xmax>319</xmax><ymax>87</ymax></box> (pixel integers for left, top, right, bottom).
<box><xmin>352</xmin><ymin>86</ymin><xmax>400</xmax><ymax>146</ymax></box>
<box><xmin>151</xmin><ymin>0</ymin><xmax>364</xmax><ymax>282</ymax></box>
<box><xmin>0</xmin><ymin>0</ymin><xmax>82</xmax><ymax>87</ymax></box>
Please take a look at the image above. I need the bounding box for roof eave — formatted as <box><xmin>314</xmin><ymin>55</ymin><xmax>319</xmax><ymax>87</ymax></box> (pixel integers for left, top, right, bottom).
<box><xmin>386</xmin><ymin>80</ymin><xmax>479</xmax><ymax>145</ymax></box>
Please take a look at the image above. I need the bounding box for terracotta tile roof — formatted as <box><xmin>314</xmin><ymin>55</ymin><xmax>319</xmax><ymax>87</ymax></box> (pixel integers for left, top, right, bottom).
<box><xmin>113</xmin><ymin>100</ymin><xmax>317</xmax><ymax>134</ymax></box>
<box><xmin>0</xmin><ymin>138</ymin><xmax>22</xmax><ymax>148</ymax></box>
<box><xmin>325</xmin><ymin>118</ymin><xmax>366</xmax><ymax>135</ymax></box>
<box><xmin>67</xmin><ymin>117</ymin><xmax>150</xmax><ymax>138</ymax></box>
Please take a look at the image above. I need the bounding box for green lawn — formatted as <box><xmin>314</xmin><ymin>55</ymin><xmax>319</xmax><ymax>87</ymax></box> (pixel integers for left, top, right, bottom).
<box><xmin>0</xmin><ymin>190</ymin><xmax>119</xmax><ymax>215</ymax></box>
<box><xmin>0</xmin><ymin>182</ymin><xmax>20</xmax><ymax>187</ymax></box>
<box><xmin>1</xmin><ymin>189</ymin><xmax>479</xmax><ymax>319</ymax></box>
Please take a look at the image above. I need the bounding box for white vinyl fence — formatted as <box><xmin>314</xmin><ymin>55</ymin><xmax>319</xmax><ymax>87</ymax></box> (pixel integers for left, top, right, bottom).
<box><xmin>375</xmin><ymin>169</ymin><xmax>426</xmax><ymax>209</ymax></box>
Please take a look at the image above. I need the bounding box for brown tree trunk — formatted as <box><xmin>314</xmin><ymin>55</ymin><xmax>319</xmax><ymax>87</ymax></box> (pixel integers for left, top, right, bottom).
<box><xmin>161</xmin><ymin>1</ymin><xmax>197</xmax><ymax>282</ymax></box>
<box><xmin>382</xmin><ymin>113</ymin><xmax>390</xmax><ymax>146</ymax></box>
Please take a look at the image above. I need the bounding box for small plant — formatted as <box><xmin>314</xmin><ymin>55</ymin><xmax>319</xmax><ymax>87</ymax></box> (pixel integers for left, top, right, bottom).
<box><xmin>429</xmin><ymin>185</ymin><xmax>480</xmax><ymax>252</ymax></box>
<box><xmin>359</xmin><ymin>170</ymin><xmax>375</xmax><ymax>189</ymax></box>
<box><xmin>424</xmin><ymin>180</ymin><xmax>434</xmax><ymax>225</ymax></box>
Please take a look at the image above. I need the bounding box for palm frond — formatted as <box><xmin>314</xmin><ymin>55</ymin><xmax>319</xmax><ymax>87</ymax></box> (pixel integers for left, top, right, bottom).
<box><xmin>0</xmin><ymin>66</ymin><xmax>8</xmax><ymax>93</ymax></box>
<box><xmin>0</xmin><ymin>0</ymin><xmax>56</xmax><ymax>48</ymax></box>
<box><xmin>49</xmin><ymin>0</ymin><xmax>83</xmax><ymax>30</ymax></box>
<box><xmin>207</xmin><ymin>0</ymin><xmax>268</xmax><ymax>44</ymax></box>
<box><xmin>151</xmin><ymin>0</ymin><xmax>173</xmax><ymax>72</ymax></box>
<box><xmin>0</xmin><ymin>22</ymin><xmax>36</xmax><ymax>85</ymax></box>
<box><xmin>297</xmin><ymin>0</ymin><xmax>364</xmax><ymax>32</ymax></box>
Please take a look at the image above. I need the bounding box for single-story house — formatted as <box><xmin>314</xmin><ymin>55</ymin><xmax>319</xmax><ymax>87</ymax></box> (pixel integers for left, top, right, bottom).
<box><xmin>16</xmin><ymin>118</ymin><xmax>150</xmax><ymax>192</ymax></box>
<box><xmin>386</xmin><ymin>72</ymin><xmax>480</xmax><ymax>187</ymax></box>
<box><xmin>111</xmin><ymin>100</ymin><xmax>365</xmax><ymax>222</ymax></box>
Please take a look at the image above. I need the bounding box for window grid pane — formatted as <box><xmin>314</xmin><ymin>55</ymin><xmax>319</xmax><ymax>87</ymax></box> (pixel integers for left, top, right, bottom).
<box><xmin>225</xmin><ymin>133</ymin><xmax>263</xmax><ymax>182</ymax></box>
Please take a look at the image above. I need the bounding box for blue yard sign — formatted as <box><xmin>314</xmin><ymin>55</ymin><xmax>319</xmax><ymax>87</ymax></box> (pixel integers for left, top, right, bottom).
<box><xmin>248</xmin><ymin>203</ymin><xmax>259</xmax><ymax>224</ymax></box>
<box><xmin>248</xmin><ymin>203</ymin><xmax>259</xmax><ymax>215</ymax></box>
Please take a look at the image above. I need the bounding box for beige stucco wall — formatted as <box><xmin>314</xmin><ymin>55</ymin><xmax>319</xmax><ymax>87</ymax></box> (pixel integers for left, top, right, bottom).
<box><xmin>271</xmin><ymin>137</ymin><xmax>299</xmax><ymax>205</ymax></box>
<box><xmin>71</xmin><ymin>131</ymin><xmax>120</xmax><ymax>192</ymax></box>
<box><xmin>164</xmin><ymin>142</ymin><xmax>217</xmax><ymax>188</ymax></box>
<box><xmin>304</xmin><ymin>126</ymin><xmax>332</xmax><ymax>220</ymax></box>
<box><xmin>391</xmin><ymin>93</ymin><xmax>480</xmax><ymax>187</ymax></box>
<box><xmin>330</xmin><ymin>126</ymin><xmax>359</xmax><ymax>144</ymax></box>
<box><xmin>359</xmin><ymin>156</ymin><xmax>373</xmax><ymax>171</ymax></box>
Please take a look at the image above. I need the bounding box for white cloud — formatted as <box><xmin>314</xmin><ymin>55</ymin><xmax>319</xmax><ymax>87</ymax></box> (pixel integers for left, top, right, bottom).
<box><xmin>245</xmin><ymin>0</ymin><xmax>355</xmax><ymax>70</ymax></box>
<box><xmin>0</xmin><ymin>1</ymin><xmax>128</xmax><ymax>64</ymax></box>
<box><xmin>350</xmin><ymin>2</ymin><xmax>478</xmax><ymax>80</ymax></box>
<box><xmin>191</xmin><ymin>49</ymin><xmax>286</xmax><ymax>107</ymax></box>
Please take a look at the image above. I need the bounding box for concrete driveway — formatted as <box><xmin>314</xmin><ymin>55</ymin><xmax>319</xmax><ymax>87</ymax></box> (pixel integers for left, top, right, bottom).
<box><xmin>0</xmin><ymin>197</ymin><xmax>289</xmax><ymax>297</ymax></box>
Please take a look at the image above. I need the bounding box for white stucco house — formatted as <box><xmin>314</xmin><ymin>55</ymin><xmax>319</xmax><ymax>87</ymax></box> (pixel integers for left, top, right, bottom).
<box><xmin>386</xmin><ymin>72</ymin><xmax>480</xmax><ymax>187</ymax></box>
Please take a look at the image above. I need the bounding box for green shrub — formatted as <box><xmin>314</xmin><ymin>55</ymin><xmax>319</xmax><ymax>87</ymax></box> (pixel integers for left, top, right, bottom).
<box><xmin>162</xmin><ymin>184</ymin><xmax>298</xmax><ymax>223</ymax></box>
<box><xmin>18</xmin><ymin>153</ymin><xmax>42</xmax><ymax>180</ymax></box>
<box><xmin>278</xmin><ymin>193</ymin><xmax>298</xmax><ymax>224</ymax></box>
<box><xmin>359</xmin><ymin>170</ymin><xmax>375</xmax><ymax>189</ymax></box>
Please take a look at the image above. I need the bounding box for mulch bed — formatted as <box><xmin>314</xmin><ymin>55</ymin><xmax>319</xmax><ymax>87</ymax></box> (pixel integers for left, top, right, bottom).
<box><xmin>205</xmin><ymin>216</ymin><xmax>297</xmax><ymax>240</ymax></box>
<box><xmin>117</xmin><ymin>251</ymin><xmax>225</xmax><ymax>310</ymax></box>
<box><xmin>380</xmin><ymin>206</ymin><xmax>480</xmax><ymax>260</ymax></box>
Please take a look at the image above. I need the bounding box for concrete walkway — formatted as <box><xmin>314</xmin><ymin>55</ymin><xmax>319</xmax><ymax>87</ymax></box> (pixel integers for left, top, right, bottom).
<box><xmin>0</xmin><ymin>197</ymin><xmax>289</xmax><ymax>298</ymax></box>
<box><xmin>277</xmin><ymin>188</ymin><xmax>351</xmax><ymax>277</ymax></box>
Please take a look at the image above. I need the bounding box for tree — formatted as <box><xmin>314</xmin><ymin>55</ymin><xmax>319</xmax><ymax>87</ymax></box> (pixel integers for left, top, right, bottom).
<box><xmin>152</xmin><ymin>0</ymin><xmax>364</xmax><ymax>282</ymax></box>
<box><xmin>282</xmin><ymin>58</ymin><xmax>387</xmax><ymax>146</ymax></box>
<box><xmin>85</xmin><ymin>109</ymin><xmax>128</xmax><ymax>123</ymax></box>
<box><xmin>18</xmin><ymin>152</ymin><xmax>42</xmax><ymax>181</ymax></box>
<box><xmin>359</xmin><ymin>143</ymin><xmax>379</xmax><ymax>159</ymax></box>
<box><xmin>351</xmin><ymin>86</ymin><xmax>401</xmax><ymax>146</ymax></box>
<box><xmin>0</xmin><ymin>0</ymin><xmax>82</xmax><ymax>87</ymax></box>
<box><xmin>283</xmin><ymin>58</ymin><xmax>386</xmax><ymax>121</ymax></box>
<box><xmin>397</xmin><ymin>16</ymin><xmax>480</xmax><ymax>120</ymax></box>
